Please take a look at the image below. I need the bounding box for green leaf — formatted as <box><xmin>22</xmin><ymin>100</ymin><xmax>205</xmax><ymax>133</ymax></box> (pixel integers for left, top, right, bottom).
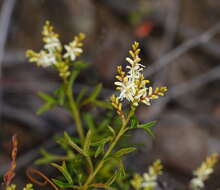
<box><xmin>52</xmin><ymin>178</ymin><xmax>73</xmax><ymax>188</ymax></box>
<box><xmin>137</xmin><ymin>121</ymin><xmax>156</xmax><ymax>137</ymax></box>
<box><xmin>113</xmin><ymin>147</ymin><xmax>136</xmax><ymax>158</ymax></box>
<box><xmin>35</xmin><ymin>149</ymin><xmax>55</xmax><ymax>164</ymax></box>
<box><xmin>55</xmin><ymin>84</ymin><xmax>66</xmax><ymax>106</ymax></box>
<box><xmin>95</xmin><ymin>143</ymin><xmax>104</xmax><ymax>158</ymax></box>
<box><xmin>93</xmin><ymin>100</ymin><xmax>112</xmax><ymax>109</ymax></box>
<box><xmin>38</xmin><ymin>92</ymin><xmax>56</xmax><ymax>103</ymax></box>
<box><xmin>129</xmin><ymin>115</ymin><xmax>139</xmax><ymax>129</ymax></box>
<box><xmin>64</xmin><ymin>132</ymin><xmax>85</xmax><ymax>155</ymax></box>
<box><xmin>36</xmin><ymin>102</ymin><xmax>56</xmax><ymax>115</ymax></box>
<box><xmin>89</xmin><ymin>83</ymin><xmax>102</xmax><ymax>100</ymax></box>
<box><xmin>83</xmin><ymin>130</ymin><xmax>93</xmax><ymax>156</ymax></box>
<box><xmin>73</xmin><ymin>60</ymin><xmax>88</xmax><ymax>70</ymax></box>
<box><xmin>107</xmin><ymin>125</ymin><xmax>115</xmax><ymax>137</ymax></box>
<box><xmin>93</xmin><ymin>137</ymin><xmax>112</xmax><ymax>158</ymax></box>
<box><xmin>83</xmin><ymin>113</ymin><xmax>95</xmax><ymax>131</ymax></box>
<box><xmin>76</xmin><ymin>88</ymin><xmax>88</xmax><ymax>105</ymax></box>
<box><xmin>138</xmin><ymin>121</ymin><xmax>156</xmax><ymax>128</ymax></box>
<box><xmin>106</xmin><ymin>170</ymin><xmax>119</xmax><ymax>186</ymax></box>
<box><xmin>118</xmin><ymin>161</ymin><xmax>126</xmax><ymax>178</ymax></box>
<box><xmin>68</xmin><ymin>70</ymin><xmax>79</xmax><ymax>88</ymax></box>
<box><xmin>92</xmin><ymin>136</ymin><xmax>112</xmax><ymax>146</ymax></box>
<box><xmin>98</xmin><ymin>118</ymin><xmax>110</xmax><ymax>131</ymax></box>
<box><xmin>51</xmin><ymin>161</ymin><xmax>73</xmax><ymax>184</ymax></box>
<box><xmin>36</xmin><ymin>92</ymin><xmax>57</xmax><ymax>114</ymax></box>
<box><xmin>35</xmin><ymin>149</ymin><xmax>72</xmax><ymax>165</ymax></box>
<box><xmin>81</xmin><ymin>84</ymin><xmax>102</xmax><ymax>106</ymax></box>
<box><xmin>90</xmin><ymin>184</ymin><xmax>116</xmax><ymax>190</ymax></box>
<box><xmin>106</xmin><ymin>161</ymin><xmax>126</xmax><ymax>185</ymax></box>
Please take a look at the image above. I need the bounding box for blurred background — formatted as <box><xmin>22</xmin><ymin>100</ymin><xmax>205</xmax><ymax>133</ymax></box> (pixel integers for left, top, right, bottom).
<box><xmin>1</xmin><ymin>0</ymin><xmax>220</xmax><ymax>189</ymax></box>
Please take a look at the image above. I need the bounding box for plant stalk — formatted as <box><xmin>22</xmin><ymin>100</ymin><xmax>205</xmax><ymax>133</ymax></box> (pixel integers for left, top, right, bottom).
<box><xmin>66</xmin><ymin>80</ymin><xmax>85</xmax><ymax>143</ymax></box>
<box><xmin>82</xmin><ymin>108</ymin><xmax>135</xmax><ymax>190</ymax></box>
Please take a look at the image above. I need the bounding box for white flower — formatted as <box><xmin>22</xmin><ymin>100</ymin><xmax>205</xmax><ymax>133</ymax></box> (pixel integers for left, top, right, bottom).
<box><xmin>114</xmin><ymin>42</ymin><xmax>167</xmax><ymax>107</ymax></box>
<box><xmin>115</xmin><ymin>57</ymin><xmax>146</xmax><ymax>105</ymax></box>
<box><xmin>141</xmin><ymin>173</ymin><xmax>157</xmax><ymax>189</ymax></box>
<box><xmin>126</xmin><ymin>57</ymin><xmax>145</xmax><ymax>83</ymax></box>
<box><xmin>190</xmin><ymin>154</ymin><xmax>218</xmax><ymax>190</ymax></box>
<box><xmin>193</xmin><ymin>168</ymin><xmax>213</xmax><ymax>181</ymax></box>
<box><xmin>190</xmin><ymin>168</ymin><xmax>213</xmax><ymax>190</ymax></box>
<box><xmin>143</xmin><ymin>173</ymin><xmax>157</xmax><ymax>182</ymax></box>
<box><xmin>190</xmin><ymin>178</ymin><xmax>204</xmax><ymax>189</ymax></box>
<box><xmin>115</xmin><ymin>81</ymin><xmax>135</xmax><ymax>102</ymax></box>
<box><xmin>63</xmin><ymin>41</ymin><xmax>83</xmax><ymax>61</ymax></box>
<box><xmin>44</xmin><ymin>37</ymin><xmax>61</xmax><ymax>51</ymax></box>
<box><xmin>37</xmin><ymin>51</ymin><xmax>56</xmax><ymax>67</ymax></box>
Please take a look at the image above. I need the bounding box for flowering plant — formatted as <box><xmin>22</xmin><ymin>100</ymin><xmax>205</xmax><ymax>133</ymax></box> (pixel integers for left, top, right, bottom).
<box><xmin>26</xmin><ymin>21</ymin><xmax>167</xmax><ymax>190</ymax></box>
<box><xmin>2</xmin><ymin>21</ymin><xmax>218</xmax><ymax>190</ymax></box>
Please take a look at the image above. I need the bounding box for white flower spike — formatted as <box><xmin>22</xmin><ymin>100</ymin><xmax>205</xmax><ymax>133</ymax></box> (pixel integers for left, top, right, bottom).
<box><xmin>113</xmin><ymin>41</ymin><xmax>167</xmax><ymax>107</ymax></box>
<box><xmin>26</xmin><ymin>21</ymin><xmax>85</xmax><ymax>80</ymax></box>
<box><xmin>190</xmin><ymin>153</ymin><xmax>218</xmax><ymax>190</ymax></box>
<box><xmin>63</xmin><ymin>33</ymin><xmax>85</xmax><ymax>61</ymax></box>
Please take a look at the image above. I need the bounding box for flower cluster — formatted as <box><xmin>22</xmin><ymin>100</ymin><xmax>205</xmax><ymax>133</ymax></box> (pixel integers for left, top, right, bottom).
<box><xmin>131</xmin><ymin>160</ymin><xmax>163</xmax><ymax>190</ymax></box>
<box><xmin>26</xmin><ymin>21</ymin><xmax>85</xmax><ymax>80</ymax></box>
<box><xmin>111</xmin><ymin>94</ymin><xmax>123</xmax><ymax>116</ymax></box>
<box><xmin>64</xmin><ymin>33</ymin><xmax>84</xmax><ymax>61</ymax></box>
<box><xmin>113</xmin><ymin>42</ymin><xmax>167</xmax><ymax>107</ymax></box>
<box><xmin>6</xmin><ymin>184</ymin><xmax>34</xmax><ymax>190</ymax></box>
<box><xmin>190</xmin><ymin>153</ymin><xmax>218</xmax><ymax>190</ymax></box>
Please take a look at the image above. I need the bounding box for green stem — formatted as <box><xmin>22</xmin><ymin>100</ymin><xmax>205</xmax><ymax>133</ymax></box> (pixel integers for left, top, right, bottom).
<box><xmin>67</xmin><ymin>91</ymin><xmax>85</xmax><ymax>142</ymax></box>
<box><xmin>82</xmin><ymin>108</ymin><xmax>135</xmax><ymax>190</ymax></box>
<box><xmin>86</xmin><ymin>156</ymin><xmax>94</xmax><ymax>174</ymax></box>
<box><xmin>65</xmin><ymin>71</ymin><xmax>85</xmax><ymax>142</ymax></box>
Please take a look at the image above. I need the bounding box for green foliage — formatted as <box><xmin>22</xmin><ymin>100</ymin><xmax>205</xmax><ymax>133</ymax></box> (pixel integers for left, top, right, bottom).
<box><xmin>112</xmin><ymin>147</ymin><xmax>136</xmax><ymax>159</ymax></box>
<box><xmin>80</xmin><ymin>83</ymin><xmax>102</xmax><ymax>106</ymax></box>
<box><xmin>35</xmin><ymin>149</ymin><xmax>74</xmax><ymax>164</ymax></box>
<box><xmin>26</xmin><ymin>22</ymin><xmax>169</xmax><ymax>190</ymax></box>
<box><xmin>37</xmin><ymin>92</ymin><xmax>57</xmax><ymax>115</ymax></box>
<box><xmin>137</xmin><ymin>121</ymin><xmax>156</xmax><ymax>137</ymax></box>
<box><xmin>33</xmin><ymin>53</ymin><xmax>158</xmax><ymax>189</ymax></box>
<box><xmin>8</xmin><ymin>20</ymin><xmax>219</xmax><ymax>190</ymax></box>
<box><xmin>51</xmin><ymin>161</ymin><xmax>73</xmax><ymax>184</ymax></box>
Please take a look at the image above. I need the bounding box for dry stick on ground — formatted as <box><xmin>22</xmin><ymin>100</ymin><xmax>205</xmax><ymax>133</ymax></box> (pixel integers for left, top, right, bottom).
<box><xmin>2</xmin><ymin>50</ymin><xmax>26</xmax><ymax>66</ymax></box>
<box><xmin>154</xmin><ymin>0</ymin><xmax>180</xmax><ymax>85</ymax></box>
<box><xmin>0</xmin><ymin>0</ymin><xmax>16</xmax><ymax>117</ymax></box>
<box><xmin>179</xmin><ymin>25</ymin><xmax>220</xmax><ymax>59</ymax></box>
<box><xmin>167</xmin><ymin>64</ymin><xmax>220</xmax><ymax>100</ymax></box>
<box><xmin>158</xmin><ymin>0</ymin><xmax>180</xmax><ymax>55</ymax></box>
<box><xmin>144</xmin><ymin>22</ymin><xmax>220</xmax><ymax>119</ymax></box>
<box><xmin>145</xmin><ymin>64</ymin><xmax>220</xmax><ymax>120</ymax></box>
<box><xmin>143</xmin><ymin>22</ymin><xmax>220</xmax><ymax>78</ymax></box>
<box><xmin>149</xmin><ymin>0</ymin><xmax>180</xmax><ymax>119</ymax></box>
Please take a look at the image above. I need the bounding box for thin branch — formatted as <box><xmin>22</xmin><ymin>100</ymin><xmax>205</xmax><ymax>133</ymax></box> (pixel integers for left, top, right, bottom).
<box><xmin>2</xmin><ymin>50</ymin><xmax>26</xmax><ymax>66</ymax></box>
<box><xmin>154</xmin><ymin>0</ymin><xmax>180</xmax><ymax>85</ymax></box>
<box><xmin>168</xmin><ymin>65</ymin><xmax>220</xmax><ymax>99</ymax></box>
<box><xmin>145</xmin><ymin>65</ymin><xmax>220</xmax><ymax>120</ymax></box>
<box><xmin>144</xmin><ymin>22</ymin><xmax>220</xmax><ymax>77</ymax></box>
<box><xmin>0</xmin><ymin>0</ymin><xmax>16</xmax><ymax>118</ymax></box>
<box><xmin>159</xmin><ymin>0</ymin><xmax>180</xmax><ymax>55</ymax></box>
<box><xmin>179</xmin><ymin>25</ymin><xmax>220</xmax><ymax>59</ymax></box>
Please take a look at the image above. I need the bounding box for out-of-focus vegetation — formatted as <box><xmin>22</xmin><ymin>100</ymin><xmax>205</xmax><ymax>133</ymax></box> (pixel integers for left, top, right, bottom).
<box><xmin>1</xmin><ymin>0</ymin><xmax>220</xmax><ymax>189</ymax></box>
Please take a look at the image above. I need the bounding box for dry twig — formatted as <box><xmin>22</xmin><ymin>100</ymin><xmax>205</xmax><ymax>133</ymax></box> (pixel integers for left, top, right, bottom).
<box><xmin>0</xmin><ymin>0</ymin><xmax>16</xmax><ymax>119</ymax></box>
<box><xmin>144</xmin><ymin>22</ymin><xmax>220</xmax><ymax>77</ymax></box>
